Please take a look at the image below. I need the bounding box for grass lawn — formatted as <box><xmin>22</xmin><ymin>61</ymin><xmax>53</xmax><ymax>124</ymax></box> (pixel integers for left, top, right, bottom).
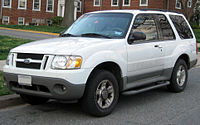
<box><xmin>0</xmin><ymin>24</ymin><xmax>66</xmax><ymax>33</ymax></box>
<box><xmin>0</xmin><ymin>71</ymin><xmax>12</xmax><ymax>96</ymax></box>
<box><xmin>193</xmin><ymin>29</ymin><xmax>200</xmax><ymax>43</ymax></box>
<box><xmin>0</xmin><ymin>36</ymin><xmax>32</xmax><ymax>60</ymax></box>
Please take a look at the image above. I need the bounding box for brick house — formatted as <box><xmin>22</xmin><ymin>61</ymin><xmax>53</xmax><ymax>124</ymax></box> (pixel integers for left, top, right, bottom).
<box><xmin>0</xmin><ymin>0</ymin><xmax>195</xmax><ymax>25</ymax></box>
<box><xmin>59</xmin><ymin>0</ymin><xmax>194</xmax><ymax>20</ymax></box>
<box><xmin>82</xmin><ymin>0</ymin><xmax>193</xmax><ymax>14</ymax></box>
<box><xmin>0</xmin><ymin>0</ymin><xmax>58</xmax><ymax>25</ymax></box>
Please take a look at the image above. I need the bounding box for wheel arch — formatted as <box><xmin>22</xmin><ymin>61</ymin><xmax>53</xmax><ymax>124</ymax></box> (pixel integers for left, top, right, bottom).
<box><xmin>86</xmin><ymin>61</ymin><xmax>124</xmax><ymax>92</ymax></box>
<box><xmin>175</xmin><ymin>54</ymin><xmax>190</xmax><ymax>69</ymax></box>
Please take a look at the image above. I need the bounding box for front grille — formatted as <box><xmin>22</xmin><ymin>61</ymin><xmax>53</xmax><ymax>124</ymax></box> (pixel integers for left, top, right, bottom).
<box><xmin>14</xmin><ymin>53</ymin><xmax>49</xmax><ymax>70</ymax></box>
<box><xmin>17</xmin><ymin>53</ymin><xmax>44</xmax><ymax>60</ymax></box>
<box><xmin>16</xmin><ymin>62</ymin><xmax>41</xmax><ymax>69</ymax></box>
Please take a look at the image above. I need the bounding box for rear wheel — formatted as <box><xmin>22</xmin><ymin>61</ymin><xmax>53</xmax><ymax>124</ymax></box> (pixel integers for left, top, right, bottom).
<box><xmin>81</xmin><ymin>70</ymin><xmax>119</xmax><ymax>117</ymax></box>
<box><xmin>20</xmin><ymin>94</ymin><xmax>49</xmax><ymax>105</ymax></box>
<box><xmin>168</xmin><ymin>59</ymin><xmax>188</xmax><ymax>92</ymax></box>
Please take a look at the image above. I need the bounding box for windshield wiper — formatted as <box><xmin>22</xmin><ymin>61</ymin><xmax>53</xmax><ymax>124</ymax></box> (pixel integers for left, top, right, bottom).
<box><xmin>60</xmin><ymin>33</ymin><xmax>77</xmax><ymax>37</ymax></box>
<box><xmin>80</xmin><ymin>33</ymin><xmax>111</xmax><ymax>39</ymax></box>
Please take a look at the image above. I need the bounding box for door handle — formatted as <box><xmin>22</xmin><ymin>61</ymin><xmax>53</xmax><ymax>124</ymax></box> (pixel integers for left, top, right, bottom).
<box><xmin>154</xmin><ymin>45</ymin><xmax>163</xmax><ymax>48</ymax></box>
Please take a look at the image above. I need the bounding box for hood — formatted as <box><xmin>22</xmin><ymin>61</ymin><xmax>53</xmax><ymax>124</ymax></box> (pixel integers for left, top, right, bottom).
<box><xmin>11</xmin><ymin>37</ymin><xmax>113</xmax><ymax>55</ymax></box>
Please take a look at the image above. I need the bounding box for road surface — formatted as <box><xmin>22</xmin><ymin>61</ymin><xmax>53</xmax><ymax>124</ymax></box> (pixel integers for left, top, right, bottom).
<box><xmin>0</xmin><ymin>67</ymin><xmax>200</xmax><ymax>125</ymax></box>
<box><xmin>0</xmin><ymin>28</ymin><xmax>57</xmax><ymax>40</ymax></box>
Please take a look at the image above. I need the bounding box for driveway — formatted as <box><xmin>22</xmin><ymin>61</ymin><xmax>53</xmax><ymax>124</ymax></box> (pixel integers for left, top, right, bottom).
<box><xmin>0</xmin><ymin>28</ymin><xmax>58</xmax><ymax>40</ymax></box>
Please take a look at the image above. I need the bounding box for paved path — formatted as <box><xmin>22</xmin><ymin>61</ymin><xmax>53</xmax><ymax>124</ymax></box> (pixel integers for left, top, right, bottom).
<box><xmin>0</xmin><ymin>67</ymin><xmax>200</xmax><ymax>125</ymax></box>
<box><xmin>0</xmin><ymin>28</ymin><xmax>58</xmax><ymax>40</ymax></box>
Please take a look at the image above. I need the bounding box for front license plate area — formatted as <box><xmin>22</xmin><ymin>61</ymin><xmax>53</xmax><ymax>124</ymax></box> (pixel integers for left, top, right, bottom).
<box><xmin>18</xmin><ymin>75</ymin><xmax>32</xmax><ymax>86</ymax></box>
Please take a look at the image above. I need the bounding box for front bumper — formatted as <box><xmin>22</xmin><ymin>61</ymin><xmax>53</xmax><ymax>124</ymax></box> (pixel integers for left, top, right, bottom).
<box><xmin>3</xmin><ymin>72</ymin><xmax>85</xmax><ymax>100</ymax></box>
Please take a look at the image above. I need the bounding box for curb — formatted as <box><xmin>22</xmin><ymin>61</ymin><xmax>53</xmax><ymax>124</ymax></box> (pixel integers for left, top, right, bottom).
<box><xmin>0</xmin><ymin>94</ymin><xmax>25</xmax><ymax>109</ymax></box>
<box><xmin>0</xmin><ymin>27</ymin><xmax>59</xmax><ymax>36</ymax></box>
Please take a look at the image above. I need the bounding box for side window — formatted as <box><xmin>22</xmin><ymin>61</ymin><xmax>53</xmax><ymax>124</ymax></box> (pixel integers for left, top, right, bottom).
<box><xmin>131</xmin><ymin>14</ymin><xmax>158</xmax><ymax>42</ymax></box>
<box><xmin>156</xmin><ymin>14</ymin><xmax>175</xmax><ymax>40</ymax></box>
<box><xmin>169</xmin><ymin>15</ymin><xmax>193</xmax><ymax>39</ymax></box>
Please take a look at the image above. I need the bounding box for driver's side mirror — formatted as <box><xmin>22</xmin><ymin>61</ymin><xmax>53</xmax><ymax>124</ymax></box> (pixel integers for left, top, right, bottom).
<box><xmin>128</xmin><ymin>31</ymin><xmax>146</xmax><ymax>44</ymax></box>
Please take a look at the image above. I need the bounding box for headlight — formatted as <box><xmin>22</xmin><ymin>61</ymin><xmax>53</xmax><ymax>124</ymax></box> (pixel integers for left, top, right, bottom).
<box><xmin>51</xmin><ymin>56</ymin><xmax>82</xmax><ymax>70</ymax></box>
<box><xmin>6</xmin><ymin>53</ymin><xmax>12</xmax><ymax>65</ymax></box>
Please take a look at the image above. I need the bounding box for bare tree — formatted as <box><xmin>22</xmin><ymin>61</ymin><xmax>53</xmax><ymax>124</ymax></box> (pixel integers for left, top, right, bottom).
<box><xmin>179</xmin><ymin>0</ymin><xmax>198</xmax><ymax>21</ymax></box>
<box><xmin>61</xmin><ymin>0</ymin><xmax>75</xmax><ymax>27</ymax></box>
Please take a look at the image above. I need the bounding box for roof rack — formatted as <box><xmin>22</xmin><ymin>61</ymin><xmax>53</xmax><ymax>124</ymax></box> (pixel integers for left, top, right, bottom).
<box><xmin>140</xmin><ymin>8</ymin><xmax>180</xmax><ymax>14</ymax></box>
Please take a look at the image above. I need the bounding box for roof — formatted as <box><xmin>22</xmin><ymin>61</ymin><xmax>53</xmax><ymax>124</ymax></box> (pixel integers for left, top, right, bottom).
<box><xmin>88</xmin><ymin>9</ymin><xmax>183</xmax><ymax>16</ymax></box>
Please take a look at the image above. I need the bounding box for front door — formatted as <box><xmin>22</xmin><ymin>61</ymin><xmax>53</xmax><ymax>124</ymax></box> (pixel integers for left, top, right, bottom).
<box><xmin>127</xmin><ymin>14</ymin><xmax>164</xmax><ymax>83</ymax></box>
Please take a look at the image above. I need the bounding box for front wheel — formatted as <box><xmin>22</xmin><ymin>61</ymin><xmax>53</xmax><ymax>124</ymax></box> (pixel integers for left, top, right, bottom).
<box><xmin>81</xmin><ymin>70</ymin><xmax>119</xmax><ymax>117</ymax></box>
<box><xmin>168</xmin><ymin>59</ymin><xmax>188</xmax><ymax>92</ymax></box>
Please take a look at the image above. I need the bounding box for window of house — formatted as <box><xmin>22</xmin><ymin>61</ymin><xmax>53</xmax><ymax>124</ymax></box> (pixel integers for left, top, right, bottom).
<box><xmin>111</xmin><ymin>0</ymin><xmax>118</xmax><ymax>6</ymax></box>
<box><xmin>187</xmin><ymin>0</ymin><xmax>192</xmax><ymax>8</ymax></box>
<box><xmin>46</xmin><ymin>0</ymin><xmax>54</xmax><ymax>12</ymax></box>
<box><xmin>3</xmin><ymin>0</ymin><xmax>12</xmax><ymax>8</ymax></box>
<box><xmin>170</xmin><ymin>15</ymin><xmax>193</xmax><ymax>39</ymax></box>
<box><xmin>140</xmin><ymin>0</ymin><xmax>148</xmax><ymax>6</ymax></box>
<box><xmin>131</xmin><ymin>14</ymin><xmax>158</xmax><ymax>42</ymax></box>
<box><xmin>18</xmin><ymin>17</ymin><xmax>25</xmax><ymax>25</ymax></box>
<box><xmin>123</xmin><ymin>0</ymin><xmax>130</xmax><ymax>6</ymax></box>
<box><xmin>156</xmin><ymin>14</ymin><xmax>175</xmax><ymax>40</ymax></box>
<box><xmin>94</xmin><ymin>0</ymin><xmax>100</xmax><ymax>6</ymax></box>
<box><xmin>77</xmin><ymin>1</ymin><xmax>82</xmax><ymax>12</ymax></box>
<box><xmin>18</xmin><ymin>0</ymin><xmax>27</xmax><ymax>9</ymax></box>
<box><xmin>2</xmin><ymin>16</ymin><xmax>10</xmax><ymax>24</ymax></box>
<box><xmin>33</xmin><ymin>0</ymin><xmax>41</xmax><ymax>11</ymax></box>
<box><xmin>175</xmin><ymin>0</ymin><xmax>181</xmax><ymax>9</ymax></box>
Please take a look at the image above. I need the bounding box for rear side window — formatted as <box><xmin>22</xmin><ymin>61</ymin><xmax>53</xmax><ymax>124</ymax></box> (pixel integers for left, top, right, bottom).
<box><xmin>156</xmin><ymin>14</ymin><xmax>175</xmax><ymax>40</ymax></box>
<box><xmin>169</xmin><ymin>15</ymin><xmax>193</xmax><ymax>39</ymax></box>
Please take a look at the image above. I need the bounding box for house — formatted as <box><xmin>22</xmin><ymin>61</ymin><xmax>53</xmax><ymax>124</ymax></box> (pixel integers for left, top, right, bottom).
<box><xmin>83</xmin><ymin>0</ymin><xmax>193</xmax><ymax>14</ymax></box>
<box><xmin>0</xmin><ymin>0</ymin><xmax>195</xmax><ymax>25</ymax></box>
<box><xmin>59</xmin><ymin>0</ymin><xmax>194</xmax><ymax>20</ymax></box>
<box><xmin>0</xmin><ymin>0</ymin><xmax>58</xmax><ymax>25</ymax></box>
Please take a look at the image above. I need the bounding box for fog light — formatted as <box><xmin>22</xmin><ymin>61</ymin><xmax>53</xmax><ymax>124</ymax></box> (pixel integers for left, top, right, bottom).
<box><xmin>53</xmin><ymin>84</ymin><xmax>67</xmax><ymax>95</ymax></box>
<box><xmin>62</xmin><ymin>86</ymin><xmax>67</xmax><ymax>91</ymax></box>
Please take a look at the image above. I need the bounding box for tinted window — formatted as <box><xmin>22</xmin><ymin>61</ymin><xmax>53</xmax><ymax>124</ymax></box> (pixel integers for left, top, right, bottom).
<box><xmin>131</xmin><ymin>14</ymin><xmax>158</xmax><ymax>42</ymax></box>
<box><xmin>156</xmin><ymin>15</ymin><xmax>175</xmax><ymax>40</ymax></box>
<box><xmin>170</xmin><ymin>15</ymin><xmax>193</xmax><ymax>39</ymax></box>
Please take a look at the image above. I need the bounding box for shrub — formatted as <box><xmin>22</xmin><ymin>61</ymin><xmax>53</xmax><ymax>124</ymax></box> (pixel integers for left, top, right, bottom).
<box><xmin>51</xmin><ymin>16</ymin><xmax>63</xmax><ymax>26</ymax></box>
<box><xmin>190</xmin><ymin>21</ymin><xmax>200</xmax><ymax>29</ymax></box>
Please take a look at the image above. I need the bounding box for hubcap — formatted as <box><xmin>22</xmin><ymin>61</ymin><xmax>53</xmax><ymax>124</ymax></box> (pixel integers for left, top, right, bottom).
<box><xmin>96</xmin><ymin>80</ymin><xmax>114</xmax><ymax>109</ymax></box>
<box><xmin>176</xmin><ymin>65</ymin><xmax>186</xmax><ymax>86</ymax></box>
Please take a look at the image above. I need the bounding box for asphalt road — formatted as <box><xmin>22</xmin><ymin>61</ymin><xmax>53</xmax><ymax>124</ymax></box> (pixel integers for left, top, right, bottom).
<box><xmin>0</xmin><ymin>28</ymin><xmax>57</xmax><ymax>40</ymax></box>
<box><xmin>0</xmin><ymin>67</ymin><xmax>200</xmax><ymax>125</ymax></box>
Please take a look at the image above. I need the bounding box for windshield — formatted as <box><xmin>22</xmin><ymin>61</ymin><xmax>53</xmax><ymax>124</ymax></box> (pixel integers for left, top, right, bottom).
<box><xmin>65</xmin><ymin>13</ymin><xmax>133</xmax><ymax>39</ymax></box>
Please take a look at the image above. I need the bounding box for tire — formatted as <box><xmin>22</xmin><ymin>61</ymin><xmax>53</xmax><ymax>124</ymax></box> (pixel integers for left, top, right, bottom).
<box><xmin>168</xmin><ymin>59</ymin><xmax>188</xmax><ymax>92</ymax></box>
<box><xmin>20</xmin><ymin>94</ymin><xmax>49</xmax><ymax>105</ymax></box>
<box><xmin>81</xmin><ymin>70</ymin><xmax>119</xmax><ymax>117</ymax></box>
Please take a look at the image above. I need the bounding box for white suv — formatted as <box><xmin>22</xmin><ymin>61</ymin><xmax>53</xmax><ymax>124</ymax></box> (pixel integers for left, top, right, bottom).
<box><xmin>3</xmin><ymin>10</ymin><xmax>198</xmax><ymax>116</ymax></box>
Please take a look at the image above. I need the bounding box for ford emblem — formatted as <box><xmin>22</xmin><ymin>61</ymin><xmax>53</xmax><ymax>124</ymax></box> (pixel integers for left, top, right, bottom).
<box><xmin>24</xmin><ymin>58</ymin><xmax>31</xmax><ymax>64</ymax></box>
